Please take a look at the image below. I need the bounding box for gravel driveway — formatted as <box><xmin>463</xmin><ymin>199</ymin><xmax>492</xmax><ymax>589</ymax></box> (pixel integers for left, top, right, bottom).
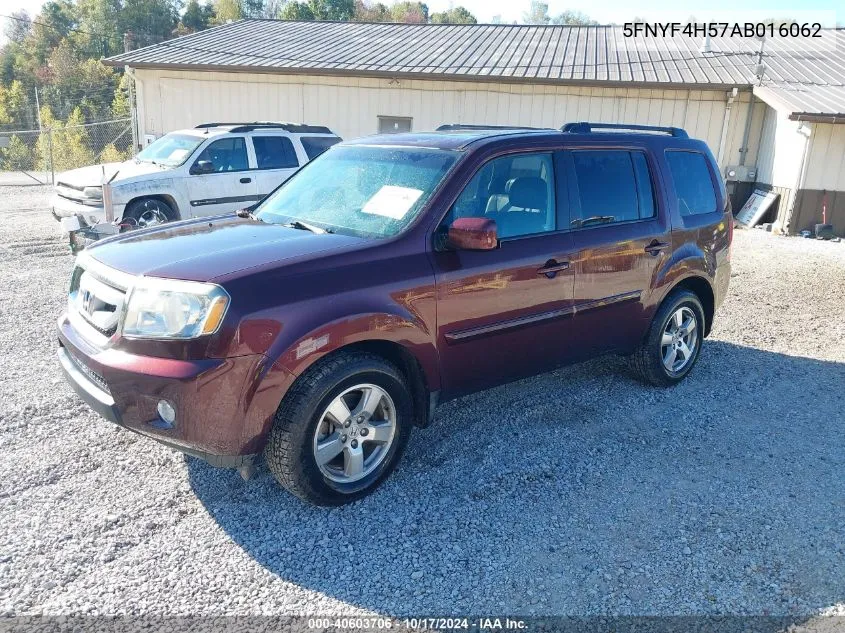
<box><xmin>1</xmin><ymin>186</ymin><xmax>843</xmax><ymax>620</ymax></box>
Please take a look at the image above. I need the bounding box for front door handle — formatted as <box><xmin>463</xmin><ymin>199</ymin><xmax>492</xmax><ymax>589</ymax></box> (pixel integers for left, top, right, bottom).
<box><xmin>644</xmin><ymin>240</ymin><xmax>669</xmax><ymax>255</ymax></box>
<box><xmin>537</xmin><ymin>259</ymin><xmax>570</xmax><ymax>278</ymax></box>
<box><xmin>240</xmin><ymin>177</ymin><xmax>252</xmax><ymax>184</ymax></box>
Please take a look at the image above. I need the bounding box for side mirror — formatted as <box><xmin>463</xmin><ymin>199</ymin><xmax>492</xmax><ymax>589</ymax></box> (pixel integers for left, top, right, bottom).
<box><xmin>447</xmin><ymin>217</ymin><xmax>498</xmax><ymax>251</ymax></box>
<box><xmin>192</xmin><ymin>160</ymin><xmax>214</xmax><ymax>175</ymax></box>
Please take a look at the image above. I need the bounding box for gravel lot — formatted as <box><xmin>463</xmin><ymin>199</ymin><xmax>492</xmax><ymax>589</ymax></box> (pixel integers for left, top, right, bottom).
<box><xmin>1</xmin><ymin>186</ymin><xmax>844</xmax><ymax>620</ymax></box>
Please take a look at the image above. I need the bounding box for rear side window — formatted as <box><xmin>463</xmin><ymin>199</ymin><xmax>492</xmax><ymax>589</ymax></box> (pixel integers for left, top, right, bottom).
<box><xmin>301</xmin><ymin>136</ymin><xmax>341</xmax><ymax>160</ymax></box>
<box><xmin>665</xmin><ymin>151</ymin><xmax>717</xmax><ymax>216</ymax></box>
<box><xmin>570</xmin><ymin>150</ymin><xmax>655</xmax><ymax>228</ymax></box>
<box><xmin>253</xmin><ymin>136</ymin><xmax>299</xmax><ymax>169</ymax></box>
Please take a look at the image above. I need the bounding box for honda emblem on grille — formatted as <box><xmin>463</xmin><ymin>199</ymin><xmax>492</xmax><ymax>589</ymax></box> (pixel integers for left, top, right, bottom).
<box><xmin>81</xmin><ymin>290</ymin><xmax>94</xmax><ymax>315</ymax></box>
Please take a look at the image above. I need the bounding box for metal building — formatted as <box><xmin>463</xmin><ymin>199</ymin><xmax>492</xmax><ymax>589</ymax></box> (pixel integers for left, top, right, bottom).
<box><xmin>105</xmin><ymin>21</ymin><xmax>845</xmax><ymax>235</ymax></box>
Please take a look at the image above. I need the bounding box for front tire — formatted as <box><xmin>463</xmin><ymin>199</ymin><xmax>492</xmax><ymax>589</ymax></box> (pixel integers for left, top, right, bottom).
<box><xmin>264</xmin><ymin>352</ymin><xmax>413</xmax><ymax>506</ymax></box>
<box><xmin>630</xmin><ymin>289</ymin><xmax>705</xmax><ymax>387</ymax></box>
<box><xmin>124</xmin><ymin>198</ymin><xmax>176</xmax><ymax>229</ymax></box>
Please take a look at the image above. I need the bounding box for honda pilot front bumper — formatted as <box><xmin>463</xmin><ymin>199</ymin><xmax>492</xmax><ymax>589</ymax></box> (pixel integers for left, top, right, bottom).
<box><xmin>56</xmin><ymin>313</ymin><xmax>284</xmax><ymax>469</ymax></box>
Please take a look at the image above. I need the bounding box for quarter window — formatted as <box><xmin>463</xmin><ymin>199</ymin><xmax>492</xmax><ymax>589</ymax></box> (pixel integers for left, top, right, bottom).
<box><xmin>570</xmin><ymin>150</ymin><xmax>655</xmax><ymax>227</ymax></box>
<box><xmin>665</xmin><ymin>151</ymin><xmax>717</xmax><ymax>215</ymax></box>
<box><xmin>193</xmin><ymin>137</ymin><xmax>248</xmax><ymax>172</ymax></box>
<box><xmin>301</xmin><ymin>136</ymin><xmax>341</xmax><ymax>160</ymax></box>
<box><xmin>253</xmin><ymin>136</ymin><xmax>299</xmax><ymax>169</ymax></box>
<box><xmin>445</xmin><ymin>153</ymin><xmax>555</xmax><ymax>239</ymax></box>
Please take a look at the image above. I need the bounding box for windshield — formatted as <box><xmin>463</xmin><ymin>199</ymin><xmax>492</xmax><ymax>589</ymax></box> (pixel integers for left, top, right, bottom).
<box><xmin>137</xmin><ymin>133</ymin><xmax>205</xmax><ymax>167</ymax></box>
<box><xmin>255</xmin><ymin>145</ymin><xmax>458</xmax><ymax>238</ymax></box>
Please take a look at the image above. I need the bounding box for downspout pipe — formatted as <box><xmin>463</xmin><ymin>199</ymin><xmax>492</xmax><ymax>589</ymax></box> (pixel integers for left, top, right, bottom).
<box><xmin>738</xmin><ymin>92</ymin><xmax>755</xmax><ymax>166</ymax></box>
<box><xmin>782</xmin><ymin>123</ymin><xmax>813</xmax><ymax>234</ymax></box>
<box><xmin>717</xmin><ymin>87</ymin><xmax>738</xmax><ymax>168</ymax></box>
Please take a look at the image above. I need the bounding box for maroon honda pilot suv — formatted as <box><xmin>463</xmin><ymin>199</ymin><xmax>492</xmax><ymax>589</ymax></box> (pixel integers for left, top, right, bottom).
<box><xmin>58</xmin><ymin>122</ymin><xmax>732</xmax><ymax>505</ymax></box>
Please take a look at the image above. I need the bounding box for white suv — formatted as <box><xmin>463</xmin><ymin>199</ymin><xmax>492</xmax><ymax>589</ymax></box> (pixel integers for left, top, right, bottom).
<box><xmin>51</xmin><ymin>122</ymin><xmax>341</xmax><ymax>234</ymax></box>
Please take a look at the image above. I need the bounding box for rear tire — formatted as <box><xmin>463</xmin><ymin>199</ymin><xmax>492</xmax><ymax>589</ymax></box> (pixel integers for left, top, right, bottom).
<box><xmin>630</xmin><ymin>289</ymin><xmax>705</xmax><ymax>387</ymax></box>
<box><xmin>264</xmin><ymin>352</ymin><xmax>413</xmax><ymax>506</ymax></box>
<box><xmin>124</xmin><ymin>198</ymin><xmax>176</xmax><ymax>229</ymax></box>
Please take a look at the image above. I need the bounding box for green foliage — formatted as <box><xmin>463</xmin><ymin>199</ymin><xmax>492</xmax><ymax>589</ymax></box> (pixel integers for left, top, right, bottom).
<box><xmin>212</xmin><ymin>0</ymin><xmax>243</xmax><ymax>22</ymax></box>
<box><xmin>0</xmin><ymin>135</ymin><xmax>34</xmax><ymax>171</ymax></box>
<box><xmin>389</xmin><ymin>1</ymin><xmax>427</xmax><ymax>22</ymax></box>
<box><xmin>111</xmin><ymin>73</ymin><xmax>131</xmax><ymax>118</ymax></box>
<box><xmin>278</xmin><ymin>1</ymin><xmax>315</xmax><ymax>19</ymax></box>
<box><xmin>522</xmin><ymin>0</ymin><xmax>549</xmax><ymax>24</ymax></box>
<box><xmin>550</xmin><ymin>10</ymin><xmax>597</xmax><ymax>25</ymax></box>
<box><xmin>0</xmin><ymin>81</ymin><xmax>30</xmax><ymax>127</ymax></box>
<box><xmin>99</xmin><ymin>142</ymin><xmax>128</xmax><ymax>162</ymax></box>
<box><xmin>182</xmin><ymin>0</ymin><xmax>215</xmax><ymax>31</ymax></box>
<box><xmin>430</xmin><ymin>6</ymin><xmax>476</xmax><ymax>24</ymax></box>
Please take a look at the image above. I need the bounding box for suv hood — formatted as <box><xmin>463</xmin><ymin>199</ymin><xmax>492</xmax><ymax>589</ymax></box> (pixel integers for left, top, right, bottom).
<box><xmin>85</xmin><ymin>215</ymin><xmax>364</xmax><ymax>282</ymax></box>
<box><xmin>56</xmin><ymin>160</ymin><xmax>166</xmax><ymax>188</ymax></box>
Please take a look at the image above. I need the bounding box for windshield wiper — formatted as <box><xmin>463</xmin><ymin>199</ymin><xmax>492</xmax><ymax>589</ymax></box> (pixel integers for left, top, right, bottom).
<box><xmin>283</xmin><ymin>220</ymin><xmax>331</xmax><ymax>234</ymax></box>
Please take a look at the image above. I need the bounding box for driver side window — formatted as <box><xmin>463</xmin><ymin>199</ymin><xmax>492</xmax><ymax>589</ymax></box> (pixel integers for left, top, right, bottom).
<box><xmin>445</xmin><ymin>153</ymin><xmax>556</xmax><ymax>239</ymax></box>
<box><xmin>192</xmin><ymin>137</ymin><xmax>249</xmax><ymax>173</ymax></box>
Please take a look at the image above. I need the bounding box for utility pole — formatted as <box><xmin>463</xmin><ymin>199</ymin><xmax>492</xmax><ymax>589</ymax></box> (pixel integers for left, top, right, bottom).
<box><xmin>124</xmin><ymin>32</ymin><xmax>139</xmax><ymax>155</ymax></box>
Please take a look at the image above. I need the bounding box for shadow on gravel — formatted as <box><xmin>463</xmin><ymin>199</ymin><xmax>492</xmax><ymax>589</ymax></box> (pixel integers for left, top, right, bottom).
<box><xmin>188</xmin><ymin>341</ymin><xmax>845</xmax><ymax>617</ymax></box>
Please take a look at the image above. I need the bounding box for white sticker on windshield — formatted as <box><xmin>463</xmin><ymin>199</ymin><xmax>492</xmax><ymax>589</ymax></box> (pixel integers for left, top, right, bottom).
<box><xmin>362</xmin><ymin>186</ymin><xmax>423</xmax><ymax>220</ymax></box>
<box><xmin>168</xmin><ymin>148</ymin><xmax>189</xmax><ymax>161</ymax></box>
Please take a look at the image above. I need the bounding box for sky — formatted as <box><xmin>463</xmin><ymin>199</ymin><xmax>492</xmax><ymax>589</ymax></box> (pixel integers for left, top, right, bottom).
<box><xmin>2</xmin><ymin>0</ymin><xmax>841</xmax><ymax>26</ymax></box>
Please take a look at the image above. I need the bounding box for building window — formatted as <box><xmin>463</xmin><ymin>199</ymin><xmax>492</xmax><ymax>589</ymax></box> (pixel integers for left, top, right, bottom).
<box><xmin>378</xmin><ymin>116</ymin><xmax>412</xmax><ymax>134</ymax></box>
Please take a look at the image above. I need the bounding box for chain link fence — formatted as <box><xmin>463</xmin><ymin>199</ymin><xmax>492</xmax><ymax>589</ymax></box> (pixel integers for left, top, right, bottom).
<box><xmin>0</xmin><ymin>118</ymin><xmax>134</xmax><ymax>186</ymax></box>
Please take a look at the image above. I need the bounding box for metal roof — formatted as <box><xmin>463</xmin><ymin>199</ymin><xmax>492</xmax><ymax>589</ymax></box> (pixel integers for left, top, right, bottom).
<box><xmin>105</xmin><ymin>21</ymin><xmax>845</xmax><ymax>118</ymax></box>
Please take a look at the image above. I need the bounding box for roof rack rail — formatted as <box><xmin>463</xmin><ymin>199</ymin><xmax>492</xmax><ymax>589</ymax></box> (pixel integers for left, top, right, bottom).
<box><xmin>436</xmin><ymin>124</ymin><xmax>553</xmax><ymax>131</ymax></box>
<box><xmin>561</xmin><ymin>122</ymin><xmax>689</xmax><ymax>138</ymax></box>
<box><xmin>195</xmin><ymin>122</ymin><xmax>333</xmax><ymax>134</ymax></box>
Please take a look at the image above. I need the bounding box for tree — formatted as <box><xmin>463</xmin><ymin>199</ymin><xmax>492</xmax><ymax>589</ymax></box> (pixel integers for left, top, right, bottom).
<box><xmin>429</xmin><ymin>6</ymin><xmax>476</xmax><ymax>23</ymax></box>
<box><xmin>550</xmin><ymin>10</ymin><xmax>596</xmax><ymax>25</ymax></box>
<box><xmin>111</xmin><ymin>72</ymin><xmax>131</xmax><ymax>118</ymax></box>
<box><xmin>522</xmin><ymin>0</ymin><xmax>549</xmax><ymax>24</ymax></box>
<box><xmin>353</xmin><ymin>0</ymin><xmax>389</xmax><ymax>21</ymax></box>
<box><xmin>119</xmin><ymin>0</ymin><xmax>181</xmax><ymax>47</ymax></box>
<box><xmin>4</xmin><ymin>10</ymin><xmax>33</xmax><ymax>44</ymax></box>
<box><xmin>0</xmin><ymin>81</ymin><xmax>30</xmax><ymax>128</ymax></box>
<box><xmin>181</xmin><ymin>0</ymin><xmax>214</xmax><ymax>31</ymax></box>
<box><xmin>212</xmin><ymin>0</ymin><xmax>242</xmax><ymax>23</ymax></box>
<box><xmin>278</xmin><ymin>0</ymin><xmax>314</xmax><ymax>19</ymax></box>
<box><xmin>389</xmin><ymin>1</ymin><xmax>427</xmax><ymax>23</ymax></box>
<box><xmin>0</xmin><ymin>135</ymin><xmax>33</xmax><ymax>171</ymax></box>
<box><xmin>308</xmin><ymin>0</ymin><xmax>355</xmax><ymax>20</ymax></box>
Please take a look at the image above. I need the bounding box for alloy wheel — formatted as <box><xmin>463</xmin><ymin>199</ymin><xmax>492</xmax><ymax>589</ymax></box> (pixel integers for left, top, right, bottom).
<box><xmin>661</xmin><ymin>306</ymin><xmax>699</xmax><ymax>374</ymax></box>
<box><xmin>312</xmin><ymin>384</ymin><xmax>397</xmax><ymax>484</ymax></box>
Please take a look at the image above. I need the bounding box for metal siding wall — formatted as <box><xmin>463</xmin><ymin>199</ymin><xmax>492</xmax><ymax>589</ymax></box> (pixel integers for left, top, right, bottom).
<box><xmin>135</xmin><ymin>69</ymin><xmax>750</xmax><ymax>166</ymax></box>
<box><xmin>754</xmin><ymin>106</ymin><xmax>807</xmax><ymax>189</ymax></box>
<box><xmin>803</xmin><ymin>123</ymin><xmax>845</xmax><ymax>191</ymax></box>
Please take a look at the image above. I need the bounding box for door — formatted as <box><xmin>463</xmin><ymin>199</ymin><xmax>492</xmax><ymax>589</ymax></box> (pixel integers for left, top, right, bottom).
<box><xmin>562</xmin><ymin>148</ymin><xmax>671</xmax><ymax>358</ymax></box>
<box><xmin>185</xmin><ymin>136</ymin><xmax>258</xmax><ymax>216</ymax></box>
<box><xmin>431</xmin><ymin>152</ymin><xmax>577</xmax><ymax>397</ymax></box>
<box><xmin>249</xmin><ymin>135</ymin><xmax>302</xmax><ymax>199</ymax></box>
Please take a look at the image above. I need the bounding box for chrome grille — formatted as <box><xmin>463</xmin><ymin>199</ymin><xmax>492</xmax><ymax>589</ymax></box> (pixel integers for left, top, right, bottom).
<box><xmin>68</xmin><ymin>258</ymin><xmax>131</xmax><ymax>346</ymax></box>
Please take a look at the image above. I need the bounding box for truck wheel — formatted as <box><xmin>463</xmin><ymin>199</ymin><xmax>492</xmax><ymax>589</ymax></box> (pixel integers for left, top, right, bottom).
<box><xmin>264</xmin><ymin>351</ymin><xmax>413</xmax><ymax>506</ymax></box>
<box><xmin>125</xmin><ymin>198</ymin><xmax>176</xmax><ymax>229</ymax></box>
<box><xmin>630</xmin><ymin>289</ymin><xmax>705</xmax><ymax>387</ymax></box>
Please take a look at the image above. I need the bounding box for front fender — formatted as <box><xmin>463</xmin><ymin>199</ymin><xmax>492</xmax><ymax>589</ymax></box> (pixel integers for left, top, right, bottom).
<box><xmin>272</xmin><ymin>310</ymin><xmax>440</xmax><ymax>391</ymax></box>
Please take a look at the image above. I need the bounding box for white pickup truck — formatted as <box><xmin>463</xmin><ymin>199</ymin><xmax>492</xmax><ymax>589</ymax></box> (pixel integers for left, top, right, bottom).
<box><xmin>51</xmin><ymin>122</ymin><xmax>341</xmax><ymax>247</ymax></box>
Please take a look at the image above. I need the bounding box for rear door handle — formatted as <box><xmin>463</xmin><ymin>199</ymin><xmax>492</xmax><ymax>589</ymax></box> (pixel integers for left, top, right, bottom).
<box><xmin>537</xmin><ymin>259</ymin><xmax>570</xmax><ymax>278</ymax></box>
<box><xmin>644</xmin><ymin>240</ymin><xmax>669</xmax><ymax>255</ymax></box>
<box><xmin>240</xmin><ymin>177</ymin><xmax>252</xmax><ymax>184</ymax></box>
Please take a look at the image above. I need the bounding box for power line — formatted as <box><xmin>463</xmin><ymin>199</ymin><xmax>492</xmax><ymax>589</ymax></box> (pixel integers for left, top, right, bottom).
<box><xmin>1</xmin><ymin>12</ymin><xmax>125</xmax><ymax>44</ymax></box>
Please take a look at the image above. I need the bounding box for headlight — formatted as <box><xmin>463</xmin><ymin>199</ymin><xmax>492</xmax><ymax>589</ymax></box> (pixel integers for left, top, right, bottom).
<box><xmin>122</xmin><ymin>278</ymin><xmax>230</xmax><ymax>339</ymax></box>
<box><xmin>82</xmin><ymin>186</ymin><xmax>103</xmax><ymax>200</ymax></box>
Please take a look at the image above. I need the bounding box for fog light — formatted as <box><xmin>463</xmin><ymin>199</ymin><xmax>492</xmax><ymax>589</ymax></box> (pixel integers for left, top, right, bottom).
<box><xmin>157</xmin><ymin>400</ymin><xmax>176</xmax><ymax>425</ymax></box>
